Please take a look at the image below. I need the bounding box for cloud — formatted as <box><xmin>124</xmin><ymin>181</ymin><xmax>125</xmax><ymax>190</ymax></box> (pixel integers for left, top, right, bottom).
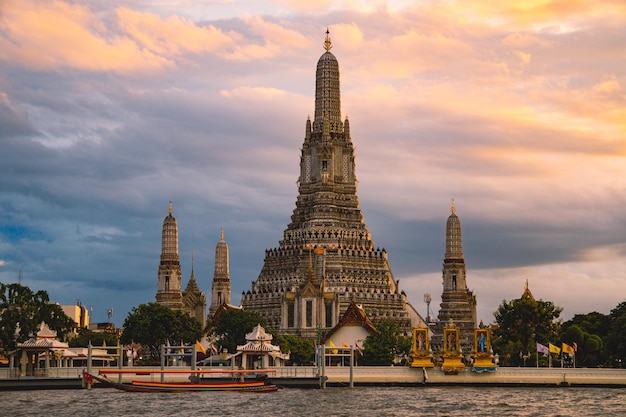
<box><xmin>0</xmin><ymin>92</ymin><xmax>35</xmax><ymax>138</ymax></box>
<box><xmin>0</xmin><ymin>0</ymin><xmax>171</xmax><ymax>72</ymax></box>
<box><xmin>116</xmin><ymin>7</ymin><xmax>236</xmax><ymax>55</ymax></box>
<box><xmin>1</xmin><ymin>1</ymin><xmax>625</xmax><ymax>325</ymax></box>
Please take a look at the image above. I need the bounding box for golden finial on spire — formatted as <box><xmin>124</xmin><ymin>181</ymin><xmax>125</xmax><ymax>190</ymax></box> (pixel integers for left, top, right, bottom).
<box><xmin>169</xmin><ymin>200</ymin><xmax>173</xmax><ymax>215</ymax></box>
<box><xmin>220</xmin><ymin>227</ymin><xmax>224</xmax><ymax>241</ymax></box>
<box><xmin>324</xmin><ymin>28</ymin><xmax>332</xmax><ymax>52</ymax></box>
<box><xmin>450</xmin><ymin>198</ymin><xmax>456</xmax><ymax>214</ymax></box>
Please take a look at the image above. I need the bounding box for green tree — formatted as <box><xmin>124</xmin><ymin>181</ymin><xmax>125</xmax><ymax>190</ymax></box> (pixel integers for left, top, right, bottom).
<box><xmin>605</xmin><ymin>301</ymin><xmax>626</xmax><ymax>368</ymax></box>
<box><xmin>0</xmin><ymin>282</ymin><xmax>75</xmax><ymax>352</ymax></box>
<box><xmin>210</xmin><ymin>308</ymin><xmax>267</xmax><ymax>354</ymax></box>
<box><xmin>559</xmin><ymin>323</ymin><xmax>604</xmax><ymax>367</ymax></box>
<box><xmin>584</xmin><ymin>334</ymin><xmax>603</xmax><ymax>361</ymax></box>
<box><xmin>562</xmin><ymin>312</ymin><xmax>610</xmax><ymax>338</ymax></box>
<box><xmin>272</xmin><ymin>333</ymin><xmax>315</xmax><ymax>365</ymax></box>
<box><xmin>120</xmin><ymin>303</ymin><xmax>203</xmax><ymax>361</ymax></box>
<box><xmin>493</xmin><ymin>297</ymin><xmax>562</xmax><ymax>366</ymax></box>
<box><xmin>361</xmin><ymin>319</ymin><xmax>411</xmax><ymax>366</ymax></box>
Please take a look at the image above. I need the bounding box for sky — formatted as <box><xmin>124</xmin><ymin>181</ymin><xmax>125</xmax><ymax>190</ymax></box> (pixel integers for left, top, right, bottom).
<box><xmin>1</xmin><ymin>0</ymin><xmax>625</xmax><ymax>327</ymax></box>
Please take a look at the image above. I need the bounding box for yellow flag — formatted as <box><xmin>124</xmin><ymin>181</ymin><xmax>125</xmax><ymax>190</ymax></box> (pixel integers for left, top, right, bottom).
<box><xmin>549</xmin><ymin>343</ymin><xmax>561</xmax><ymax>354</ymax></box>
<box><xmin>342</xmin><ymin>342</ymin><xmax>348</xmax><ymax>348</ymax></box>
<box><xmin>329</xmin><ymin>340</ymin><xmax>338</xmax><ymax>354</ymax></box>
<box><xmin>562</xmin><ymin>342</ymin><xmax>575</xmax><ymax>355</ymax></box>
<box><xmin>196</xmin><ymin>340</ymin><xmax>206</xmax><ymax>355</ymax></box>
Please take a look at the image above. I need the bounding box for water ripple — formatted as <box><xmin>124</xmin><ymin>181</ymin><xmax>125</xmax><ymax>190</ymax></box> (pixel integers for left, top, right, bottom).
<box><xmin>6</xmin><ymin>386</ymin><xmax>626</xmax><ymax>417</ymax></box>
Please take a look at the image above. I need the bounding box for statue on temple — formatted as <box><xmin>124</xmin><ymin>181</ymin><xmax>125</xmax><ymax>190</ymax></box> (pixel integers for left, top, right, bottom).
<box><xmin>471</xmin><ymin>327</ymin><xmax>497</xmax><ymax>372</ymax></box>
<box><xmin>410</xmin><ymin>322</ymin><xmax>434</xmax><ymax>368</ymax></box>
<box><xmin>441</xmin><ymin>319</ymin><xmax>465</xmax><ymax>373</ymax></box>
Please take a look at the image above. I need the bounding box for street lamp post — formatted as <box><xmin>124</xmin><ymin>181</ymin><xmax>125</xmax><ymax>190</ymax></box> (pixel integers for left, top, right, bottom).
<box><xmin>520</xmin><ymin>351</ymin><xmax>531</xmax><ymax>367</ymax></box>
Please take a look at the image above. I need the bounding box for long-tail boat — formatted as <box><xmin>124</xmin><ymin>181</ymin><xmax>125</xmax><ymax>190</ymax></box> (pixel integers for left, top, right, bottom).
<box><xmin>83</xmin><ymin>369</ymin><xmax>278</xmax><ymax>393</ymax></box>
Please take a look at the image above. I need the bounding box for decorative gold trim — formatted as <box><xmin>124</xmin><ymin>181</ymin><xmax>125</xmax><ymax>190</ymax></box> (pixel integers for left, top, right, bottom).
<box><xmin>324</xmin><ymin>28</ymin><xmax>332</xmax><ymax>52</ymax></box>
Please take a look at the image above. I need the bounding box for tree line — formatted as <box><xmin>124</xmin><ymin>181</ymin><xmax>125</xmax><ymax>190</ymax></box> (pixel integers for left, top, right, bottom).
<box><xmin>1</xmin><ymin>281</ymin><xmax>625</xmax><ymax>368</ymax></box>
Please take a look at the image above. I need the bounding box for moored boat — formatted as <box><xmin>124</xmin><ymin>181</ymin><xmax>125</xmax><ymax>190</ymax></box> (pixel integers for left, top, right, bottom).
<box><xmin>83</xmin><ymin>369</ymin><xmax>278</xmax><ymax>393</ymax></box>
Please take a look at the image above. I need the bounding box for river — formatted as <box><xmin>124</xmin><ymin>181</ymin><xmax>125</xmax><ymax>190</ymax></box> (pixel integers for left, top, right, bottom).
<box><xmin>8</xmin><ymin>386</ymin><xmax>625</xmax><ymax>416</ymax></box>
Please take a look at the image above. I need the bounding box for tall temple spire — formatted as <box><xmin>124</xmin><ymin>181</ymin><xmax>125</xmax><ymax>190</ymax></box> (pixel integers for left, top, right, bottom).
<box><xmin>156</xmin><ymin>201</ymin><xmax>183</xmax><ymax>310</ymax></box>
<box><xmin>314</xmin><ymin>28</ymin><xmax>342</xmax><ymax>129</ymax></box>
<box><xmin>241</xmin><ymin>31</ymin><xmax>423</xmax><ymax>339</ymax></box>
<box><xmin>445</xmin><ymin>198</ymin><xmax>464</xmax><ymax>261</ymax></box>
<box><xmin>209</xmin><ymin>228</ymin><xmax>231</xmax><ymax>320</ymax></box>
<box><xmin>190</xmin><ymin>251</ymin><xmax>196</xmax><ymax>282</ymax></box>
<box><xmin>287</xmin><ymin>31</ymin><xmax>365</xmax><ymax>246</ymax></box>
<box><xmin>434</xmin><ymin>201</ymin><xmax>477</xmax><ymax>351</ymax></box>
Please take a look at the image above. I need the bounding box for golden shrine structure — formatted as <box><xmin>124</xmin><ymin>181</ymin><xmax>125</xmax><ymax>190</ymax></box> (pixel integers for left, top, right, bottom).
<box><xmin>410</xmin><ymin>319</ymin><xmax>496</xmax><ymax>373</ymax></box>
<box><xmin>409</xmin><ymin>322</ymin><xmax>434</xmax><ymax>368</ymax></box>
<box><xmin>472</xmin><ymin>327</ymin><xmax>497</xmax><ymax>372</ymax></box>
<box><xmin>441</xmin><ymin>319</ymin><xmax>465</xmax><ymax>372</ymax></box>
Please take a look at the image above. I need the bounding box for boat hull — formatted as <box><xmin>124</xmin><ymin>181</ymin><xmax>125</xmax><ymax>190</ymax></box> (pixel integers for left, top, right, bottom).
<box><xmin>86</xmin><ymin>373</ymin><xmax>278</xmax><ymax>393</ymax></box>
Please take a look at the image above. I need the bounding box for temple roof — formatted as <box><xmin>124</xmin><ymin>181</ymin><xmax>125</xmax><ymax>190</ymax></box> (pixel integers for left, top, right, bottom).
<box><xmin>245</xmin><ymin>324</ymin><xmax>273</xmax><ymax>342</ymax></box>
<box><xmin>521</xmin><ymin>279</ymin><xmax>535</xmax><ymax>300</ymax></box>
<box><xmin>237</xmin><ymin>324</ymin><xmax>284</xmax><ymax>355</ymax></box>
<box><xmin>18</xmin><ymin>337</ymin><xmax>69</xmax><ymax>350</ymax></box>
<box><xmin>184</xmin><ymin>253</ymin><xmax>201</xmax><ymax>294</ymax></box>
<box><xmin>322</xmin><ymin>300</ymin><xmax>377</xmax><ymax>343</ymax></box>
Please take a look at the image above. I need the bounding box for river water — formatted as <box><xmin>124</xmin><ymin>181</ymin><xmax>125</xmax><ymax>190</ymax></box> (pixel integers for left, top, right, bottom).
<box><xmin>8</xmin><ymin>386</ymin><xmax>626</xmax><ymax>416</ymax></box>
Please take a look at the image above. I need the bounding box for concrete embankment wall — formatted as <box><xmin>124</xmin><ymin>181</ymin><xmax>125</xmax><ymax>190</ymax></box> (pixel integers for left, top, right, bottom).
<box><xmin>322</xmin><ymin>366</ymin><xmax>626</xmax><ymax>387</ymax></box>
<box><xmin>4</xmin><ymin>366</ymin><xmax>625</xmax><ymax>389</ymax></box>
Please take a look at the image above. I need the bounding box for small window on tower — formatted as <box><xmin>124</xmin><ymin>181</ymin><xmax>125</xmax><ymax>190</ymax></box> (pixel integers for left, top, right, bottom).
<box><xmin>322</xmin><ymin>160</ymin><xmax>328</xmax><ymax>171</ymax></box>
<box><xmin>306</xmin><ymin>300</ymin><xmax>313</xmax><ymax>327</ymax></box>
<box><xmin>325</xmin><ymin>303</ymin><xmax>332</xmax><ymax>328</ymax></box>
<box><xmin>287</xmin><ymin>304</ymin><xmax>295</xmax><ymax>328</ymax></box>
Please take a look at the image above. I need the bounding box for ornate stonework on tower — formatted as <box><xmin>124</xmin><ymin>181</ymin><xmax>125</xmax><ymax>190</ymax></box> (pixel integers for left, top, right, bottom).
<box><xmin>183</xmin><ymin>253</ymin><xmax>207</xmax><ymax>328</ymax></box>
<box><xmin>240</xmin><ymin>30</ymin><xmax>423</xmax><ymax>339</ymax></box>
<box><xmin>209</xmin><ymin>229</ymin><xmax>231</xmax><ymax>320</ymax></box>
<box><xmin>156</xmin><ymin>201</ymin><xmax>183</xmax><ymax>310</ymax></box>
<box><xmin>432</xmin><ymin>201</ymin><xmax>477</xmax><ymax>351</ymax></box>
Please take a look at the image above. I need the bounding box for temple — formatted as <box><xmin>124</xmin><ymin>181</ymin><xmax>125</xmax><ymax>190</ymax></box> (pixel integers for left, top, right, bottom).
<box><xmin>240</xmin><ymin>30</ymin><xmax>423</xmax><ymax>339</ymax></box>
<box><xmin>431</xmin><ymin>200</ymin><xmax>477</xmax><ymax>351</ymax></box>
<box><xmin>155</xmin><ymin>202</ymin><xmax>207</xmax><ymax>326</ymax></box>
<box><xmin>156</xmin><ymin>201</ymin><xmax>184</xmax><ymax>310</ymax></box>
<box><xmin>209</xmin><ymin>229</ymin><xmax>231</xmax><ymax>321</ymax></box>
